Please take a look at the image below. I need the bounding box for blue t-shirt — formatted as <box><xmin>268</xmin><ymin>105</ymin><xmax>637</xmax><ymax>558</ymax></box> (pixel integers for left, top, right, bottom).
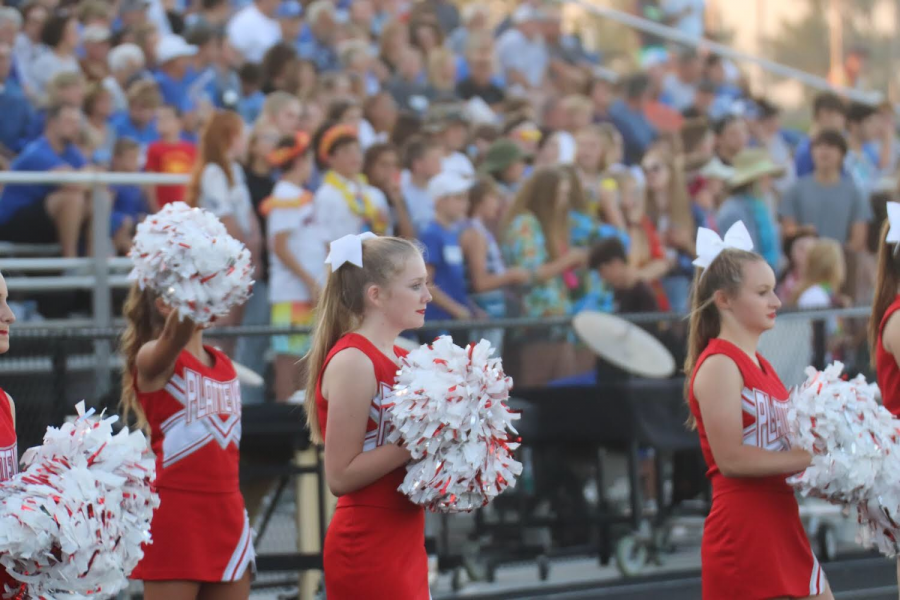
<box><xmin>0</xmin><ymin>136</ymin><xmax>86</xmax><ymax>224</ymax></box>
<box><xmin>154</xmin><ymin>70</ymin><xmax>196</xmax><ymax>113</ymax></box>
<box><xmin>421</xmin><ymin>219</ymin><xmax>469</xmax><ymax>321</ymax></box>
<box><xmin>110</xmin><ymin>112</ymin><xmax>159</xmax><ymax>146</ymax></box>
<box><xmin>0</xmin><ymin>84</ymin><xmax>33</xmax><ymax>152</ymax></box>
<box><xmin>110</xmin><ymin>184</ymin><xmax>147</xmax><ymax>235</ymax></box>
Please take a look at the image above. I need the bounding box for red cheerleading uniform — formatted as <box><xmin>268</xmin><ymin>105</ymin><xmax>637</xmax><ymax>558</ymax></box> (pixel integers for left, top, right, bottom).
<box><xmin>688</xmin><ymin>339</ymin><xmax>824</xmax><ymax>600</ymax></box>
<box><xmin>315</xmin><ymin>333</ymin><xmax>428</xmax><ymax>600</ymax></box>
<box><xmin>876</xmin><ymin>295</ymin><xmax>900</xmax><ymax>416</ymax></box>
<box><xmin>0</xmin><ymin>387</ymin><xmax>20</xmax><ymax>597</ymax></box>
<box><xmin>130</xmin><ymin>346</ymin><xmax>254</xmax><ymax>582</ymax></box>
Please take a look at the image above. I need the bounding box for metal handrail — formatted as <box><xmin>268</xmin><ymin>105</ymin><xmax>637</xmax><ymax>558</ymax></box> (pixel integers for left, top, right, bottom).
<box><xmin>563</xmin><ymin>0</ymin><xmax>882</xmax><ymax>105</ymax></box>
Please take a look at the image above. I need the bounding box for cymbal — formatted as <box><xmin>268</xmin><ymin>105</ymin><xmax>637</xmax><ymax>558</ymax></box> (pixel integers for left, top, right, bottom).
<box><xmin>233</xmin><ymin>360</ymin><xmax>265</xmax><ymax>388</ymax></box>
<box><xmin>572</xmin><ymin>311</ymin><xmax>676</xmax><ymax>379</ymax></box>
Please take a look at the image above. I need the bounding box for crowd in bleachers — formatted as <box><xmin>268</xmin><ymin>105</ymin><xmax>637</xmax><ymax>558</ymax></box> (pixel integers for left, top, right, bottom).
<box><xmin>0</xmin><ymin>0</ymin><xmax>893</xmax><ymax>387</ymax></box>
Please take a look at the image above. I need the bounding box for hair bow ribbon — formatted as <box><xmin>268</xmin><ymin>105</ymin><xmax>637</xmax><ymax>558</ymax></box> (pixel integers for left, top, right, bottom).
<box><xmin>325</xmin><ymin>232</ymin><xmax>378</xmax><ymax>270</ymax></box>
<box><xmin>692</xmin><ymin>221</ymin><xmax>754</xmax><ymax>269</ymax></box>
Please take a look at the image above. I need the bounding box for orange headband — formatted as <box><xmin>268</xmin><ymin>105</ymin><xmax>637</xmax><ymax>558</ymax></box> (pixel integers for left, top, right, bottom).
<box><xmin>267</xmin><ymin>132</ymin><xmax>312</xmax><ymax>168</ymax></box>
<box><xmin>318</xmin><ymin>124</ymin><xmax>358</xmax><ymax>163</ymax></box>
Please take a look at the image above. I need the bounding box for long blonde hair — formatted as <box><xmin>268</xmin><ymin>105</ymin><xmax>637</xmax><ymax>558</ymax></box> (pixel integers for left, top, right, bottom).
<box><xmin>305</xmin><ymin>236</ymin><xmax>423</xmax><ymax>444</ymax></box>
<box><xmin>683</xmin><ymin>248</ymin><xmax>764</xmax><ymax>428</ymax></box>
<box><xmin>119</xmin><ymin>284</ymin><xmax>165</xmax><ymax>432</ymax></box>
<box><xmin>870</xmin><ymin>219</ymin><xmax>900</xmax><ymax>366</ymax></box>
<box><xmin>644</xmin><ymin>148</ymin><xmax>694</xmax><ymax>237</ymax></box>
<box><xmin>502</xmin><ymin>167</ymin><xmax>568</xmax><ymax>260</ymax></box>
<box><xmin>789</xmin><ymin>238</ymin><xmax>845</xmax><ymax>306</ymax></box>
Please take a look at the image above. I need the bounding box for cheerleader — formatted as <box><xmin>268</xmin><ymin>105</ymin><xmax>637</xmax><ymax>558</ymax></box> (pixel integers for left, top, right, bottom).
<box><xmin>870</xmin><ymin>202</ymin><xmax>900</xmax><ymax>589</ymax></box>
<box><xmin>0</xmin><ymin>273</ymin><xmax>18</xmax><ymax>596</ymax></box>
<box><xmin>306</xmin><ymin>233</ymin><xmax>431</xmax><ymax>599</ymax></box>
<box><xmin>121</xmin><ymin>283</ymin><xmax>254</xmax><ymax>599</ymax></box>
<box><xmin>686</xmin><ymin>222</ymin><xmax>832</xmax><ymax>600</ymax></box>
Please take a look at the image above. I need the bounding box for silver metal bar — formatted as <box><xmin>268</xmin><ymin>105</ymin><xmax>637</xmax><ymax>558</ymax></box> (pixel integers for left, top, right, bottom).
<box><xmin>0</xmin><ymin>171</ymin><xmax>189</xmax><ymax>185</ymax></box>
<box><xmin>91</xmin><ymin>183</ymin><xmax>112</xmax><ymax>398</ymax></box>
<box><xmin>563</xmin><ymin>0</ymin><xmax>882</xmax><ymax>105</ymax></box>
<box><xmin>5</xmin><ymin>274</ymin><xmax>131</xmax><ymax>291</ymax></box>
<box><xmin>0</xmin><ymin>257</ymin><xmax>133</xmax><ymax>272</ymax></box>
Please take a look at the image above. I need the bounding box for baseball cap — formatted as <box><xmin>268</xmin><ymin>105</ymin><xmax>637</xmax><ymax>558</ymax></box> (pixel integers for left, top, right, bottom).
<box><xmin>277</xmin><ymin>1</ymin><xmax>303</xmax><ymax>19</ymax></box>
<box><xmin>156</xmin><ymin>35</ymin><xmax>198</xmax><ymax>64</ymax></box>
<box><xmin>427</xmin><ymin>171</ymin><xmax>474</xmax><ymax>201</ymax></box>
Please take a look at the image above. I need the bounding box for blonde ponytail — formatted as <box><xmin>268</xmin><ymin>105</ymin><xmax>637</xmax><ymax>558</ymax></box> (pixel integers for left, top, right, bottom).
<box><xmin>870</xmin><ymin>219</ymin><xmax>900</xmax><ymax>366</ymax></box>
<box><xmin>304</xmin><ymin>236</ymin><xmax>423</xmax><ymax>444</ymax></box>
<box><xmin>119</xmin><ymin>284</ymin><xmax>165</xmax><ymax>433</ymax></box>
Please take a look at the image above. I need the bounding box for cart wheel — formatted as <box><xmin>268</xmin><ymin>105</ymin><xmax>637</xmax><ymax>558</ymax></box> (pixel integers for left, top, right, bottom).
<box><xmin>451</xmin><ymin>567</ymin><xmax>464</xmax><ymax>592</ymax></box>
<box><xmin>615</xmin><ymin>535</ymin><xmax>648</xmax><ymax>577</ymax></box>
<box><xmin>817</xmin><ymin>525</ymin><xmax>837</xmax><ymax>562</ymax></box>
<box><xmin>537</xmin><ymin>555</ymin><xmax>550</xmax><ymax>581</ymax></box>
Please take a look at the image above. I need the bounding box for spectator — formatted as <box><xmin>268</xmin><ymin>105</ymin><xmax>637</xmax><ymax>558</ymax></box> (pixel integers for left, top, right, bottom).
<box><xmin>448</xmin><ymin>4</ymin><xmax>490</xmax><ymax>55</ymax></box>
<box><xmin>750</xmin><ymin>98</ymin><xmax>796</xmax><ymax>198</ymax></box>
<box><xmin>0</xmin><ymin>104</ymin><xmax>89</xmax><ymax>258</ymax></box>
<box><xmin>0</xmin><ymin>42</ymin><xmax>34</xmax><ymax>160</ymax></box>
<box><xmin>82</xmin><ymin>83</ymin><xmax>116</xmax><ymax>166</ymax></box>
<box><xmin>715</xmin><ymin>148</ymin><xmax>783</xmax><ymax>269</ymax></box>
<box><xmin>189</xmin><ymin>29</ymin><xmax>242</xmax><ymax>111</ymax></box>
<box><xmin>456</xmin><ymin>32</ymin><xmax>504</xmax><ymax>108</ymax></box>
<box><xmin>31</xmin><ymin>11</ymin><xmax>82</xmax><ymax>100</ymax></box>
<box><xmin>421</xmin><ymin>171</ymin><xmax>475</xmax><ymax>325</ymax></box>
<box><xmin>662</xmin><ymin>47</ymin><xmax>701</xmax><ymax>112</ymax></box>
<box><xmin>588</xmin><ymin>72</ymin><xmax>616</xmax><ymax>124</ymax></box>
<box><xmin>682</xmin><ymin>79</ymin><xmax>716</xmax><ymax>118</ymax></box>
<box><xmin>713</xmin><ymin>113</ymin><xmax>748</xmax><ymax>166</ymax></box>
<box><xmin>496</xmin><ymin>5</ymin><xmax>548</xmax><ymax>92</ymax></box>
<box><xmin>80</xmin><ymin>24</ymin><xmax>111</xmax><ymax>83</ymax></box>
<box><xmin>479</xmin><ymin>138</ymin><xmax>528</xmax><ymax>198</ymax></box>
<box><xmin>153</xmin><ymin>34</ymin><xmax>197</xmax><ymax>113</ymax></box>
<box><xmin>263</xmin><ymin>132</ymin><xmax>319</xmax><ymax>402</ymax></box>
<box><xmin>400</xmin><ymin>135</ymin><xmax>443</xmax><ymax>234</ymax></box>
<box><xmin>276</xmin><ymin>0</ymin><xmax>303</xmax><ymax>45</ymax></box>
<box><xmin>297</xmin><ymin>0</ymin><xmax>340</xmax><ymax>73</ymax></box>
<box><xmin>689</xmin><ymin>158</ymin><xmax>733</xmax><ymax>230</ymax></box>
<box><xmin>144</xmin><ymin>104</ymin><xmax>196</xmax><ymax>210</ymax></box>
<box><xmin>259</xmin><ymin>41</ymin><xmax>299</xmax><ymax>95</ymax></box>
<box><xmin>362</xmin><ymin>91</ymin><xmax>398</xmax><ymax>148</ymax></box>
<box><xmin>776</xmin><ymin>225</ymin><xmax>818</xmax><ymax>303</ymax></box>
<box><xmin>574</xmin><ymin>126</ymin><xmax>615</xmax><ymax>219</ymax></box>
<box><xmin>244</xmin><ymin>120</ymin><xmax>279</xmax><ymax>215</ymax></box>
<box><xmin>378</xmin><ymin>19</ymin><xmax>410</xmax><ymax>74</ymax></box>
<box><xmin>133</xmin><ymin>22</ymin><xmax>161</xmax><ymax>70</ymax></box>
<box><xmin>104</xmin><ymin>43</ymin><xmax>146</xmax><ymax>113</ymax></box>
<box><xmin>425</xmin><ymin>47</ymin><xmax>457</xmax><ymax>101</ymax></box>
<box><xmin>186</xmin><ymin>110</ymin><xmax>262</xmax><ymax>354</ymax></box>
<box><xmin>504</xmin><ymin>116</ymin><xmax>543</xmax><ymax>159</ymax></box>
<box><xmin>829</xmin><ymin>45</ymin><xmax>869</xmax><ymax>91</ymax></box>
<box><xmin>610</xmin><ymin>73</ymin><xmax>657</xmax><ymax>165</ymax></box>
<box><xmin>236</xmin><ymin>62</ymin><xmax>265</xmax><ymax>123</ymax></box>
<box><xmin>794</xmin><ymin>92</ymin><xmax>846</xmax><ymax>177</ymax></box>
<box><xmin>119</xmin><ymin>0</ymin><xmax>152</xmax><ymax>32</ymax></box>
<box><xmin>460</xmin><ymin>177</ymin><xmax>530</xmax><ymax>342</ymax></box>
<box><xmin>226</xmin><ymin>0</ymin><xmax>281</xmax><ymax>64</ymax></box>
<box><xmin>614</xmin><ymin>168</ymin><xmax>673</xmax><ymax>310</ymax></box>
<box><xmin>339</xmin><ymin>39</ymin><xmax>380</xmax><ymax>97</ymax></box>
<box><xmin>421</xmin><ymin>0</ymin><xmax>461</xmax><ymax>34</ymax></box>
<box><xmin>256</xmin><ymin>90</ymin><xmax>301</xmax><ymax>135</ymax></box>
<box><xmin>501</xmin><ymin>167</ymin><xmax>587</xmax><ymax>386</ymax></box>
<box><xmin>108</xmin><ymin>137</ymin><xmax>149</xmax><ymax>255</ymax></box>
<box><xmin>423</xmin><ymin>103</ymin><xmax>474</xmax><ymax>177</ymax></box>
<box><xmin>78</xmin><ymin>1</ymin><xmax>113</xmax><ymax>29</ymax></box>
<box><xmin>844</xmin><ymin>101</ymin><xmax>880</xmax><ymax>199</ymax></box>
<box><xmin>534</xmin><ymin>130</ymin><xmax>562</xmax><ymax>168</ymax></box>
<box><xmin>111</xmin><ymin>79</ymin><xmax>161</xmax><ymax>158</ymax></box>
<box><xmin>313</xmin><ymin>122</ymin><xmax>392</xmax><ymax>238</ymax></box>
<box><xmin>409</xmin><ymin>13</ymin><xmax>444</xmax><ymax>59</ymax></box>
<box><xmin>14</xmin><ymin>2</ymin><xmax>49</xmax><ymax>102</ymax></box>
<box><xmin>362</xmin><ymin>142</ymin><xmax>416</xmax><ymax>239</ymax></box>
<box><xmin>28</xmin><ymin>71</ymin><xmax>86</xmax><ymax>144</ymax></box>
<box><xmin>780</xmin><ymin>129</ymin><xmax>871</xmax><ymax>252</ymax></box>
<box><xmin>385</xmin><ymin>45</ymin><xmax>430</xmax><ymax>113</ymax></box>
<box><xmin>588</xmin><ymin>236</ymin><xmax>660</xmax><ymax>313</ymax></box>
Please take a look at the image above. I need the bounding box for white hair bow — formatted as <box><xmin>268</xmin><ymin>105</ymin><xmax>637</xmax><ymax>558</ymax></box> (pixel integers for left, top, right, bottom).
<box><xmin>887</xmin><ymin>202</ymin><xmax>900</xmax><ymax>245</ymax></box>
<box><xmin>692</xmin><ymin>221</ymin><xmax>754</xmax><ymax>269</ymax></box>
<box><xmin>325</xmin><ymin>232</ymin><xmax>378</xmax><ymax>270</ymax></box>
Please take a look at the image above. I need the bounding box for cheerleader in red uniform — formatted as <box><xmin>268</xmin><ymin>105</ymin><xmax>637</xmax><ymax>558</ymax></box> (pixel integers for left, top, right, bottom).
<box><xmin>0</xmin><ymin>273</ymin><xmax>19</xmax><ymax>598</ymax></box>
<box><xmin>120</xmin><ymin>282</ymin><xmax>253</xmax><ymax>600</ymax></box>
<box><xmin>686</xmin><ymin>222</ymin><xmax>833</xmax><ymax>600</ymax></box>
<box><xmin>870</xmin><ymin>203</ymin><xmax>900</xmax><ymax>589</ymax></box>
<box><xmin>306</xmin><ymin>233</ymin><xmax>432</xmax><ymax>599</ymax></box>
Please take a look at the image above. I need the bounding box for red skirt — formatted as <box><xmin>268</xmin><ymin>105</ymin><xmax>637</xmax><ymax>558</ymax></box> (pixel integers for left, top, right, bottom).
<box><xmin>130</xmin><ymin>487</ymin><xmax>254</xmax><ymax>582</ymax></box>
<box><xmin>324</xmin><ymin>505</ymin><xmax>428</xmax><ymax>600</ymax></box>
<box><xmin>702</xmin><ymin>486</ymin><xmax>824</xmax><ymax>599</ymax></box>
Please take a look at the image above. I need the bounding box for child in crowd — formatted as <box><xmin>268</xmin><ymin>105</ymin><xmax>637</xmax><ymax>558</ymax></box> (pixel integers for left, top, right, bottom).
<box><xmin>262</xmin><ymin>133</ymin><xmax>321</xmax><ymax>403</ymax></box>
<box><xmin>589</xmin><ymin>237</ymin><xmax>659</xmax><ymax>314</ymax></box>
<box><xmin>110</xmin><ymin>138</ymin><xmax>150</xmax><ymax>254</ymax></box>
<box><xmin>421</xmin><ymin>171</ymin><xmax>476</xmax><ymax>328</ymax></box>
<box><xmin>145</xmin><ymin>104</ymin><xmax>196</xmax><ymax>211</ymax></box>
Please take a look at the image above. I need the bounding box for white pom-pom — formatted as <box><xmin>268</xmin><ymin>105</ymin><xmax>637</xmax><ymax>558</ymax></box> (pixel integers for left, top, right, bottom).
<box><xmin>387</xmin><ymin>336</ymin><xmax>523</xmax><ymax>513</ymax></box>
<box><xmin>0</xmin><ymin>402</ymin><xmax>159</xmax><ymax>598</ymax></box>
<box><xmin>787</xmin><ymin>362</ymin><xmax>900</xmax><ymax>556</ymax></box>
<box><xmin>129</xmin><ymin>202</ymin><xmax>254</xmax><ymax>325</ymax></box>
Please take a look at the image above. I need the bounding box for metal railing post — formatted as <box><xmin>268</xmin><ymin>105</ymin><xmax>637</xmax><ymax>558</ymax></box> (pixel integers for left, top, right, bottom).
<box><xmin>91</xmin><ymin>181</ymin><xmax>112</xmax><ymax>399</ymax></box>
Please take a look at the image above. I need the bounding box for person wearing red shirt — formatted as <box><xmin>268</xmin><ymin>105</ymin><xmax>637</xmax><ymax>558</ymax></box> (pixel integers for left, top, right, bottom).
<box><xmin>145</xmin><ymin>105</ymin><xmax>196</xmax><ymax>211</ymax></box>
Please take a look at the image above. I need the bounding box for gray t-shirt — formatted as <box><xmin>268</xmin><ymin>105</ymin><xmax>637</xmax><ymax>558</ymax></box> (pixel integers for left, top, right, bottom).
<box><xmin>778</xmin><ymin>175</ymin><xmax>872</xmax><ymax>244</ymax></box>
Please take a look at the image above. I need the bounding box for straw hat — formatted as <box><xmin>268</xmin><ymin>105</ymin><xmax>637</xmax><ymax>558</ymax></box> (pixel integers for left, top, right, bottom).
<box><xmin>728</xmin><ymin>148</ymin><xmax>785</xmax><ymax>189</ymax></box>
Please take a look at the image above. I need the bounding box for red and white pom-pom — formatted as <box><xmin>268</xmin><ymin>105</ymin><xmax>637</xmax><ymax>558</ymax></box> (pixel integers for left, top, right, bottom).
<box><xmin>386</xmin><ymin>336</ymin><xmax>522</xmax><ymax>513</ymax></box>
<box><xmin>0</xmin><ymin>402</ymin><xmax>159</xmax><ymax>599</ymax></box>
<box><xmin>129</xmin><ymin>201</ymin><xmax>254</xmax><ymax>325</ymax></box>
<box><xmin>787</xmin><ymin>362</ymin><xmax>900</xmax><ymax>555</ymax></box>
